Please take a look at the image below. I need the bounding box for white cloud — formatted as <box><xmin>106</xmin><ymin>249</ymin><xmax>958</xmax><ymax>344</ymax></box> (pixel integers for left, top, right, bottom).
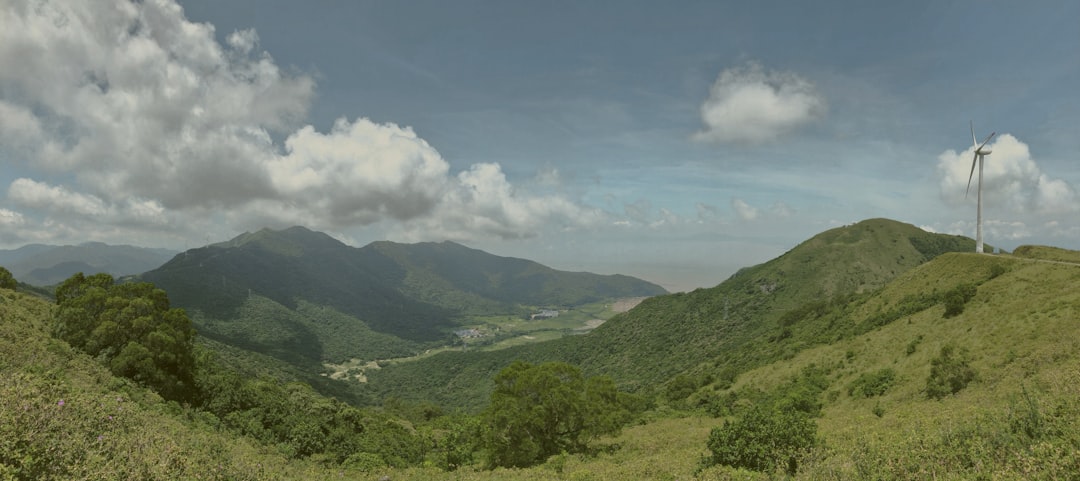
<box><xmin>694</xmin><ymin>62</ymin><xmax>826</xmax><ymax>144</ymax></box>
<box><xmin>273</xmin><ymin>117</ymin><xmax>450</xmax><ymax>224</ymax></box>
<box><xmin>937</xmin><ymin>134</ymin><xmax>1078</xmax><ymax>214</ymax></box>
<box><xmin>8</xmin><ymin>178</ymin><xmax>108</xmax><ymax>217</ymax></box>
<box><xmin>0</xmin><ymin>0</ymin><xmax>599</xmax><ymax>246</ymax></box>
<box><xmin>0</xmin><ymin>101</ymin><xmax>46</xmax><ymax>151</ymax></box>
<box><xmin>395</xmin><ymin>163</ymin><xmax>605</xmax><ymax>241</ymax></box>
<box><xmin>731</xmin><ymin>198</ymin><xmax>759</xmax><ymax>221</ymax></box>
<box><xmin>0</xmin><ymin>208</ymin><xmax>24</xmax><ymax>227</ymax></box>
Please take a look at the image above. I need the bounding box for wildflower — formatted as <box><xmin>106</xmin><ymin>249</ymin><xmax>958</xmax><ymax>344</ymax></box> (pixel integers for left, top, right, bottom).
<box><xmin>57</xmin><ymin>399</ymin><xmax>65</xmax><ymax>407</ymax></box>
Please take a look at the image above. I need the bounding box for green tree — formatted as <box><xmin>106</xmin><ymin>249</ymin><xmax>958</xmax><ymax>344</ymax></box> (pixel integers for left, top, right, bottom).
<box><xmin>0</xmin><ymin>266</ymin><xmax>15</xmax><ymax>290</ymax></box>
<box><xmin>942</xmin><ymin>283</ymin><xmax>978</xmax><ymax>318</ymax></box>
<box><xmin>926</xmin><ymin>343</ymin><xmax>977</xmax><ymax>399</ymax></box>
<box><xmin>704</xmin><ymin>405</ymin><xmax>817</xmax><ymax>475</ymax></box>
<box><xmin>482</xmin><ymin>361</ymin><xmax>630</xmax><ymax>468</ymax></box>
<box><xmin>53</xmin><ymin>273</ymin><xmax>197</xmax><ymax>402</ymax></box>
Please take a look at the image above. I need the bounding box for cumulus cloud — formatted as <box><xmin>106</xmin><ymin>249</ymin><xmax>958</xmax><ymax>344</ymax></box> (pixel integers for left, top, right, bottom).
<box><xmin>395</xmin><ymin>163</ymin><xmax>604</xmax><ymax>241</ymax></box>
<box><xmin>937</xmin><ymin>134</ymin><xmax>1078</xmax><ymax>214</ymax></box>
<box><xmin>8</xmin><ymin>179</ymin><xmax>108</xmax><ymax>217</ymax></box>
<box><xmin>0</xmin><ymin>0</ymin><xmax>596</xmax><ymax>245</ymax></box>
<box><xmin>731</xmin><ymin>198</ymin><xmax>759</xmax><ymax>221</ymax></box>
<box><xmin>0</xmin><ymin>208</ymin><xmax>24</xmax><ymax>227</ymax></box>
<box><xmin>272</xmin><ymin>118</ymin><xmax>451</xmax><ymax>224</ymax></box>
<box><xmin>694</xmin><ymin>62</ymin><xmax>826</xmax><ymax>144</ymax></box>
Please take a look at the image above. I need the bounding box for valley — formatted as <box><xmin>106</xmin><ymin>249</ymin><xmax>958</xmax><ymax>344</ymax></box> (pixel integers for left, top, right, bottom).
<box><xmin>321</xmin><ymin>296</ymin><xmax>647</xmax><ymax>382</ymax></box>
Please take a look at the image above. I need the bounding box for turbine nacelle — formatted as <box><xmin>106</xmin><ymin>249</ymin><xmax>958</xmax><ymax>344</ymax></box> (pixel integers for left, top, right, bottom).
<box><xmin>966</xmin><ymin>121</ymin><xmax>995</xmax><ymax>199</ymax></box>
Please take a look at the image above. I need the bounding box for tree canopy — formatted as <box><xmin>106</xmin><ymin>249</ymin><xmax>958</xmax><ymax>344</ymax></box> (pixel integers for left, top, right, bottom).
<box><xmin>0</xmin><ymin>266</ymin><xmax>15</xmax><ymax>290</ymax></box>
<box><xmin>482</xmin><ymin>361</ymin><xmax>632</xmax><ymax>468</ymax></box>
<box><xmin>54</xmin><ymin>272</ymin><xmax>197</xmax><ymax>402</ymax></box>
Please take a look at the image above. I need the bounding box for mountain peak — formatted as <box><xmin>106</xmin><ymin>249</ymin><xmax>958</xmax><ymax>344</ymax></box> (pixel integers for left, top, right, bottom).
<box><xmin>216</xmin><ymin>226</ymin><xmax>345</xmax><ymax>256</ymax></box>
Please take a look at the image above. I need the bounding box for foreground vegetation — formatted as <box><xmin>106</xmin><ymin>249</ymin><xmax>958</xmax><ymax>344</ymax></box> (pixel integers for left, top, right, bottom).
<box><xmin>0</xmin><ymin>271</ymin><xmax>641</xmax><ymax>479</ymax></box>
<box><xmin>3</xmin><ymin>236</ymin><xmax>1080</xmax><ymax>479</ymax></box>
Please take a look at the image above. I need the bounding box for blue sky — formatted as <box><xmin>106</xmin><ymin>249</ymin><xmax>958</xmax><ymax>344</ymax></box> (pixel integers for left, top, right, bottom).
<box><xmin>1</xmin><ymin>0</ymin><xmax>1078</xmax><ymax>291</ymax></box>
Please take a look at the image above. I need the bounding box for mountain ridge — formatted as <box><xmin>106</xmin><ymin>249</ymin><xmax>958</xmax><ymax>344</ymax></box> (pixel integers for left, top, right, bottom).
<box><xmin>0</xmin><ymin>242</ymin><xmax>176</xmax><ymax>286</ymax></box>
<box><xmin>141</xmin><ymin>226</ymin><xmax>667</xmax><ymax>348</ymax></box>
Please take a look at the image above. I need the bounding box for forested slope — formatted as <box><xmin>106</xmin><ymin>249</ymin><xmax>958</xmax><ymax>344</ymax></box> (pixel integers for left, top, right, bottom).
<box><xmin>361</xmin><ymin>218</ymin><xmax>978</xmax><ymax>409</ymax></box>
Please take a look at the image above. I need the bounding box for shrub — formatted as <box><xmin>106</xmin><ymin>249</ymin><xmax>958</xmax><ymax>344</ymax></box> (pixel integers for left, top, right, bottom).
<box><xmin>665</xmin><ymin>373</ymin><xmax>698</xmax><ymax>402</ymax></box>
<box><xmin>905</xmin><ymin>335</ymin><xmax>923</xmax><ymax>355</ymax></box>
<box><xmin>0</xmin><ymin>266</ymin><xmax>15</xmax><ymax>290</ymax></box>
<box><xmin>872</xmin><ymin>402</ymin><xmax>886</xmax><ymax>418</ymax></box>
<box><xmin>704</xmin><ymin>405</ymin><xmax>817</xmax><ymax>475</ymax></box>
<box><xmin>942</xmin><ymin>283</ymin><xmax>977</xmax><ymax>318</ymax></box>
<box><xmin>848</xmin><ymin>368</ymin><xmax>897</xmax><ymax>398</ymax></box>
<box><xmin>926</xmin><ymin>344</ymin><xmax>977</xmax><ymax>399</ymax></box>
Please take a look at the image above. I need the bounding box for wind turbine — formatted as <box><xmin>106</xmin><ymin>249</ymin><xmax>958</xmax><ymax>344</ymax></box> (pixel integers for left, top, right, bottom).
<box><xmin>965</xmin><ymin>121</ymin><xmax>995</xmax><ymax>254</ymax></box>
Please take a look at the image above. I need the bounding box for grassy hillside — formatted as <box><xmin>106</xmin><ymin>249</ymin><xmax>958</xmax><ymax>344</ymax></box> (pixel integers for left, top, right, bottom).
<box><xmin>335</xmin><ymin>248</ymin><xmax>1080</xmax><ymax>479</ymax></box>
<box><xmin>697</xmin><ymin>250</ymin><xmax>1080</xmax><ymax>479</ymax></box>
<box><xmin>360</xmin><ymin>219</ymin><xmax>979</xmax><ymax>409</ymax></box>
<box><xmin>0</xmin><ymin>288</ymin><xmax>358</xmax><ymax>480</ymax></box>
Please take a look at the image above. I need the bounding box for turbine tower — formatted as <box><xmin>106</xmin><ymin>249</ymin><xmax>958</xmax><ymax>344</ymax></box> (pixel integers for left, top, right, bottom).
<box><xmin>965</xmin><ymin>121</ymin><xmax>995</xmax><ymax>254</ymax></box>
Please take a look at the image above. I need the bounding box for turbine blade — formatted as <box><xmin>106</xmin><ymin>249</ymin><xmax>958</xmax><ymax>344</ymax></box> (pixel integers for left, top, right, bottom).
<box><xmin>971</xmin><ymin>120</ymin><xmax>978</xmax><ymax>148</ymax></box>
<box><xmin>978</xmin><ymin>132</ymin><xmax>996</xmax><ymax>151</ymax></box>
<box><xmin>965</xmin><ymin>154</ymin><xmax>978</xmax><ymax>198</ymax></box>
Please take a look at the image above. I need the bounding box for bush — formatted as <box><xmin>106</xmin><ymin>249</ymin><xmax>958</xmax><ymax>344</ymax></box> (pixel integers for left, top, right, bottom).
<box><xmin>942</xmin><ymin>283</ymin><xmax>977</xmax><ymax>318</ymax></box>
<box><xmin>849</xmin><ymin>368</ymin><xmax>897</xmax><ymax>398</ymax></box>
<box><xmin>704</xmin><ymin>405</ymin><xmax>817</xmax><ymax>475</ymax></box>
<box><xmin>926</xmin><ymin>344</ymin><xmax>977</xmax><ymax>399</ymax></box>
<box><xmin>0</xmin><ymin>266</ymin><xmax>15</xmax><ymax>290</ymax></box>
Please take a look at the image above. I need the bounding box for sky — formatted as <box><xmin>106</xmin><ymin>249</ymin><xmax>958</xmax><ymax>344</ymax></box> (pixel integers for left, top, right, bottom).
<box><xmin>1</xmin><ymin>0</ymin><xmax>1078</xmax><ymax>292</ymax></box>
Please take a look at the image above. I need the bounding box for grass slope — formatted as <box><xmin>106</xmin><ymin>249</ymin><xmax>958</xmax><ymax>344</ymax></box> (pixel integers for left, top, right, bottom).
<box><xmin>369</xmin><ymin>247</ymin><xmax>1080</xmax><ymax>480</ymax></box>
<box><xmin>706</xmin><ymin>251</ymin><xmax>1080</xmax><ymax>479</ymax></box>
<box><xmin>0</xmin><ymin>288</ymin><xmax>364</xmax><ymax>480</ymax></box>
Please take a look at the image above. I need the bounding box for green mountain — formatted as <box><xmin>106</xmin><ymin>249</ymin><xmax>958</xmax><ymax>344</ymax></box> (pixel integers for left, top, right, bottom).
<box><xmin>139</xmin><ymin>226</ymin><xmax>666</xmax><ymax>376</ymax></box>
<box><xmin>1</xmin><ymin>242</ymin><xmax>176</xmax><ymax>286</ymax></box>
<box><xmin>360</xmin><ymin>218</ymin><xmax>980</xmax><ymax>408</ymax></box>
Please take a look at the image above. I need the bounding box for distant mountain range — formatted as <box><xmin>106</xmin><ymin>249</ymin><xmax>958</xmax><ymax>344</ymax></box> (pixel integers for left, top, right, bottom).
<box><xmin>141</xmin><ymin>226</ymin><xmax>667</xmax><ymax>343</ymax></box>
<box><xmin>0</xmin><ymin>242</ymin><xmax>176</xmax><ymax>286</ymax></box>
